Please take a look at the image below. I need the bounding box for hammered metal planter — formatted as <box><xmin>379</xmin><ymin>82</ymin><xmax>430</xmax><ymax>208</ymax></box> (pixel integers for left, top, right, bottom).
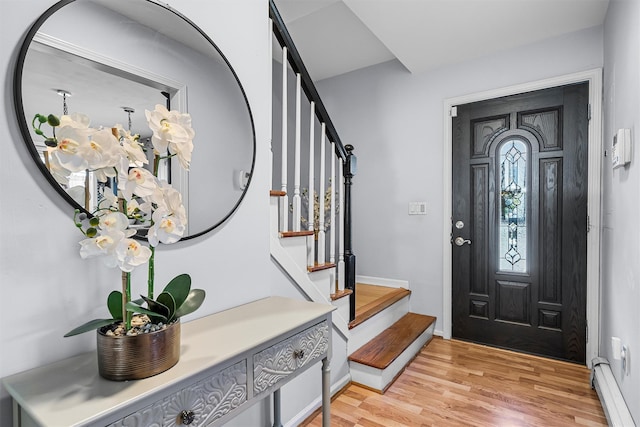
<box><xmin>97</xmin><ymin>320</ymin><xmax>181</xmax><ymax>381</ymax></box>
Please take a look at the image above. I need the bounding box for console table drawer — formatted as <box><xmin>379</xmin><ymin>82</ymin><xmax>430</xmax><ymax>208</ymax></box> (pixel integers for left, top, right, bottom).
<box><xmin>109</xmin><ymin>360</ymin><xmax>247</xmax><ymax>427</ymax></box>
<box><xmin>253</xmin><ymin>321</ymin><xmax>329</xmax><ymax>395</ymax></box>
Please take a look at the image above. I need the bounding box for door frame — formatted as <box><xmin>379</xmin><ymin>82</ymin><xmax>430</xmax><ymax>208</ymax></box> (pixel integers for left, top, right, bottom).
<box><xmin>442</xmin><ymin>69</ymin><xmax>603</xmax><ymax>367</ymax></box>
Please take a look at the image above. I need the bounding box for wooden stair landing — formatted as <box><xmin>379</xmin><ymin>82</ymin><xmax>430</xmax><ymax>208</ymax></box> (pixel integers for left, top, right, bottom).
<box><xmin>349</xmin><ymin>284</ymin><xmax>411</xmax><ymax>329</ymax></box>
<box><xmin>349</xmin><ymin>313</ymin><xmax>436</xmax><ymax>369</ymax></box>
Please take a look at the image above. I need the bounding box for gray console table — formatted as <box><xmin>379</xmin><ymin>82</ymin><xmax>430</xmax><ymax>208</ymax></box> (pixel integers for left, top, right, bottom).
<box><xmin>3</xmin><ymin>297</ymin><xmax>334</xmax><ymax>427</ymax></box>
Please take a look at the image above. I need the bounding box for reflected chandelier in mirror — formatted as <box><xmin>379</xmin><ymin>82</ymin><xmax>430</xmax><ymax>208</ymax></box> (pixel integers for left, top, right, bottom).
<box><xmin>15</xmin><ymin>0</ymin><xmax>256</xmax><ymax>240</ymax></box>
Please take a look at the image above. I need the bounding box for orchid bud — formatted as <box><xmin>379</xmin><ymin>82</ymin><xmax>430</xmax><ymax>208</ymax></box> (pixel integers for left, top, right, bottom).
<box><xmin>47</xmin><ymin>114</ymin><xmax>60</xmax><ymax>127</ymax></box>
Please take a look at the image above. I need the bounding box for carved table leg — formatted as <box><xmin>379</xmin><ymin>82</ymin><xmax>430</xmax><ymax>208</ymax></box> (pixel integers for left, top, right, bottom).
<box><xmin>322</xmin><ymin>357</ymin><xmax>331</xmax><ymax>427</ymax></box>
<box><xmin>273</xmin><ymin>388</ymin><xmax>283</xmax><ymax>427</ymax></box>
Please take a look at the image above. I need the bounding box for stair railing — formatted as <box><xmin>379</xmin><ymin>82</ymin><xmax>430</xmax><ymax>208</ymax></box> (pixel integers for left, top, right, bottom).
<box><xmin>270</xmin><ymin>0</ymin><xmax>356</xmax><ymax>321</ymax></box>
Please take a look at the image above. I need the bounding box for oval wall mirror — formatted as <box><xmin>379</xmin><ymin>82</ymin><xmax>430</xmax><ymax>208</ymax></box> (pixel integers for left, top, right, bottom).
<box><xmin>15</xmin><ymin>0</ymin><xmax>256</xmax><ymax>240</ymax></box>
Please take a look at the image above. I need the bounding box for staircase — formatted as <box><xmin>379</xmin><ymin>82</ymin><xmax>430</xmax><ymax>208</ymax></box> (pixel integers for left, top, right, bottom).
<box><xmin>350</xmin><ymin>309</ymin><xmax>436</xmax><ymax>393</ymax></box>
<box><xmin>269</xmin><ymin>0</ymin><xmax>436</xmax><ymax>396</ymax></box>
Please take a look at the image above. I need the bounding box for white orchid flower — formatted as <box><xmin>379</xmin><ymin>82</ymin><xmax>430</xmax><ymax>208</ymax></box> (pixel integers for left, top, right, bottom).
<box><xmin>114</xmin><ymin>238</ymin><xmax>152</xmax><ymax>272</ymax></box>
<box><xmin>59</xmin><ymin>113</ymin><xmax>92</xmax><ymax>131</ymax></box>
<box><xmin>99</xmin><ymin>211</ymin><xmax>130</xmax><ymax>233</ymax></box>
<box><xmin>46</xmin><ymin>151</ymin><xmax>73</xmax><ymax>186</ymax></box>
<box><xmin>79</xmin><ymin>129</ymin><xmax>125</xmax><ymax>182</ymax></box>
<box><xmin>126</xmin><ymin>199</ymin><xmax>141</xmax><ymax>216</ymax></box>
<box><xmin>147</xmin><ymin>206</ymin><xmax>186</xmax><ymax>247</ymax></box>
<box><xmin>78</xmin><ymin>210</ymin><xmax>149</xmax><ymax>271</ymax></box>
<box><xmin>49</xmin><ymin>126</ymin><xmax>91</xmax><ymax>173</ymax></box>
<box><xmin>160</xmin><ymin>183</ymin><xmax>187</xmax><ymax>225</ymax></box>
<box><xmin>79</xmin><ymin>233</ymin><xmax>115</xmax><ymax>260</ymax></box>
<box><xmin>114</xmin><ymin>124</ymin><xmax>148</xmax><ymax>167</ymax></box>
<box><xmin>78</xmin><ymin>228</ymin><xmax>125</xmax><ymax>269</ymax></box>
<box><xmin>145</xmin><ymin>104</ymin><xmax>194</xmax><ymax>170</ymax></box>
<box><xmin>145</xmin><ymin>180</ymin><xmax>187</xmax><ymax>247</ymax></box>
<box><xmin>121</xmin><ymin>167</ymin><xmax>158</xmax><ymax>202</ymax></box>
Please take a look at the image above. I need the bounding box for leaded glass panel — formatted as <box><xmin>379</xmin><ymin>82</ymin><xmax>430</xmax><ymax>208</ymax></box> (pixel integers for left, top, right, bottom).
<box><xmin>499</xmin><ymin>139</ymin><xmax>527</xmax><ymax>272</ymax></box>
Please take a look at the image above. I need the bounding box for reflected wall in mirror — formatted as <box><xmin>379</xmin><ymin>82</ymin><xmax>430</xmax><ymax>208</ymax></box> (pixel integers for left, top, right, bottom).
<box><xmin>16</xmin><ymin>0</ymin><xmax>256</xmax><ymax>239</ymax></box>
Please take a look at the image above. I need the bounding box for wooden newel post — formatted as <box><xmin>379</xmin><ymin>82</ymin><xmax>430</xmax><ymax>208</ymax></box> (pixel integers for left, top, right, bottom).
<box><xmin>343</xmin><ymin>144</ymin><xmax>357</xmax><ymax>322</ymax></box>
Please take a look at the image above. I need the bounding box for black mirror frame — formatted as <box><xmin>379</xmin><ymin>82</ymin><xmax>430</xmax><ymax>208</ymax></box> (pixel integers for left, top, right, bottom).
<box><xmin>14</xmin><ymin>0</ymin><xmax>256</xmax><ymax>242</ymax></box>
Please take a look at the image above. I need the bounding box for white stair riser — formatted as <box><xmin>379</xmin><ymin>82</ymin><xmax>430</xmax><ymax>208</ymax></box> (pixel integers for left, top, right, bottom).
<box><xmin>350</xmin><ymin>323</ymin><xmax>435</xmax><ymax>392</ymax></box>
<box><xmin>331</xmin><ymin>295</ymin><xmax>350</xmax><ymax>323</ymax></box>
<box><xmin>309</xmin><ymin>268</ymin><xmax>332</xmax><ymax>297</ymax></box>
<box><xmin>280</xmin><ymin>236</ymin><xmax>308</xmax><ymax>267</ymax></box>
<box><xmin>348</xmin><ymin>297</ymin><xmax>409</xmax><ymax>355</ymax></box>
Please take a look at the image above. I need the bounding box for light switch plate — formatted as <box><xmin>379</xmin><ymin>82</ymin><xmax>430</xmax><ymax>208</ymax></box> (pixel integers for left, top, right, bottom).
<box><xmin>409</xmin><ymin>202</ymin><xmax>427</xmax><ymax>215</ymax></box>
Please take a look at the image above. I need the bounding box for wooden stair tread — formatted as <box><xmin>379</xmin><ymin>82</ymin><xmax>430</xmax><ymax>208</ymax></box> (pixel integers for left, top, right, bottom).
<box><xmin>330</xmin><ymin>289</ymin><xmax>353</xmax><ymax>301</ymax></box>
<box><xmin>349</xmin><ymin>313</ymin><xmax>436</xmax><ymax>370</ymax></box>
<box><xmin>349</xmin><ymin>287</ymin><xmax>411</xmax><ymax>329</ymax></box>
<box><xmin>279</xmin><ymin>230</ymin><xmax>314</xmax><ymax>238</ymax></box>
<box><xmin>270</xmin><ymin>190</ymin><xmax>286</xmax><ymax>196</ymax></box>
<box><xmin>308</xmin><ymin>263</ymin><xmax>336</xmax><ymax>272</ymax></box>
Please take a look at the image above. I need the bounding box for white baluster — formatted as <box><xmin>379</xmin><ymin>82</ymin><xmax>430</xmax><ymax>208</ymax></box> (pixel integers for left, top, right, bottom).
<box><xmin>279</xmin><ymin>47</ymin><xmax>288</xmax><ymax>232</ymax></box>
<box><xmin>318</xmin><ymin>124</ymin><xmax>326</xmax><ymax>265</ymax></box>
<box><xmin>292</xmin><ymin>73</ymin><xmax>302</xmax><ymax>232</ymax></box>
<box><xmin>307</xmin><ymin>102</ymin><xmax>316</xmax><ymax>268</ymax></box>
<box><xmin>338</xmin><ymin>162</ymin><xmax>345</xmax><ymax>292</ymax></box>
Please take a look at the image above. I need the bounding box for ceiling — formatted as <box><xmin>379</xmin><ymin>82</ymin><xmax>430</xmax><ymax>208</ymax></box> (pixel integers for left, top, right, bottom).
<box><xmin>273</xmin><ymin>0</ymin><xmax>610</xmax><ymax>81</ymax></box>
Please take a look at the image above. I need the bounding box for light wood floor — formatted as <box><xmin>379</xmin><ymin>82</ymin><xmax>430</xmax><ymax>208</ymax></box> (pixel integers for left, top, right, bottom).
<box><xmin>355</xmin><ymin>283</ymin><xmax>398</xmax><ymax>309</ymax></box>
<box><xmin>304</xmin><ymin>337</ymin><xmax>607</xmax><ymax>426</ymax></box>
<box><xmin>350</xmin><ymin>284</ymin><xmax>411</xmax><ymax>329</ymax></box>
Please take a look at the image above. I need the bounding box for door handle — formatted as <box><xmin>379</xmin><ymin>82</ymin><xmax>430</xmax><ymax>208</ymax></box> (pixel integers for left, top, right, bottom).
<box><xmin>454</xmin><ymin>236</ymin><xmax>472</xmax><ymax>246</ymax></box>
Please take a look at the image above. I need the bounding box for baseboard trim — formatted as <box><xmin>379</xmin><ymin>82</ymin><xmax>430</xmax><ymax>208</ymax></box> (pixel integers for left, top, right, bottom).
<box><xmin>286</xmin><ymin>373</ymin><xmax>351</xmax><ymax>427</ymax></box>
<box><xmin>356</xmin><ymin>275</ymin><xmax>409</xmax><ymax>289</ymax></box>
<box><xmin>591</xmin><ymin>357</ymin><xmax>635</xmax><ymax>426</ymax></box>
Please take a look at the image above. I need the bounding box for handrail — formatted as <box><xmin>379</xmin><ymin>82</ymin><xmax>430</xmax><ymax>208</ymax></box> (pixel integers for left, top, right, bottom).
<box><xmin>269</xmin><ymin>0</ymin><xmax>346</xmax><ymax>160</ymax></box>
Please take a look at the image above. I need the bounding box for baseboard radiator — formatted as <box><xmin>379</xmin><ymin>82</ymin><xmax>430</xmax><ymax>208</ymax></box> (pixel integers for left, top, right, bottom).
<box><xmin>591</xmin><ymin>357</ymin><xmax>636</xmax><ymax>426</ymax></box>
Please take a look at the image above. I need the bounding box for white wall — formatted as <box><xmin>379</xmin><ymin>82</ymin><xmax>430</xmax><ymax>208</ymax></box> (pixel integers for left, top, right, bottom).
<box><xmin>0</xmin><ymin>0</ymin><xmax>273</xmax><ymax>425</ymax></box>
<box><xmin>315</xmin><ymin>25</ymin><xmax>604</xmax><ymax>335</ymax></box>
<box><xmin>602</xmin><ymin>0</ymin><xmax>640</xmax><ymax>422</ymax></box>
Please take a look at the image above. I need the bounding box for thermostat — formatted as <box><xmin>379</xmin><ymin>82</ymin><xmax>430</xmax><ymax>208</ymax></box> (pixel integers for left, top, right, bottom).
<box><xmin>612</xmin><ymin>128</ymin><xmax>631</xmax><ymax>168</ymax></box>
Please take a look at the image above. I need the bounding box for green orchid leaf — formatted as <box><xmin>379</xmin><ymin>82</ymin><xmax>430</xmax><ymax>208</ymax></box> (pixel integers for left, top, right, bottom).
<box><xmin>64</xmin><ymin>318</ymin><xmax>117</xmax><ymax>337</ymax></box>
<box><xmin>162</xmin><ymin>274</ymin><xmax>191</xmax><ymax>309</ymax></box>
<box><xmin>174</xmin><ymin>289</ymin><xmax>206</xmax><ymax>319</ymax></box>
<box><xmin>107</xmin><ymin>291</ymin><xmax>123</xmax><ymax>320</ymax></box>
<box><xmin>157</xmin><ymin>292</ymin><xmax>177</xmax><ymax>323</ymax></box>
<box><xmin>141</xmin><ymin>295</ymin><xmax>170</xmax><ymax>318</ymax></box>
<box><xmin>125</xmin><ymin>300</ymin><xmax>168</xmax><ymax>322</ymax></box>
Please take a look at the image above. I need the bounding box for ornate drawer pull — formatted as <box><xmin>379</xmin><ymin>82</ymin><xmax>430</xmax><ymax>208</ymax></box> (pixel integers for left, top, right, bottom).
<box><xmin>293</xmin><ymin>349</ymin><xmax>305</xmax><ymax>360</ymax></box>
<box><xmin>180</xmin><ymin>410</ymin><xmax>195</xmax><ymax>425</ymax></box>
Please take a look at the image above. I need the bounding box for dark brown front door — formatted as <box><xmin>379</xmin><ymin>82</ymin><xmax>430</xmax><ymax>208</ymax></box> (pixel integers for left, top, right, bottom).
<box><xmin>452</xmin><ymin>83</ymin><xmax>589</xmax><ymax>363</ymax></box>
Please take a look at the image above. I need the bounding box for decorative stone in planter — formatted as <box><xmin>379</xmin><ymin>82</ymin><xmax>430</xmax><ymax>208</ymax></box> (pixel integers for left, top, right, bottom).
<box><xmin>97</xmin><ymin>319</ymin><xmax>181</xmax><ymax>381</ymax></box>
